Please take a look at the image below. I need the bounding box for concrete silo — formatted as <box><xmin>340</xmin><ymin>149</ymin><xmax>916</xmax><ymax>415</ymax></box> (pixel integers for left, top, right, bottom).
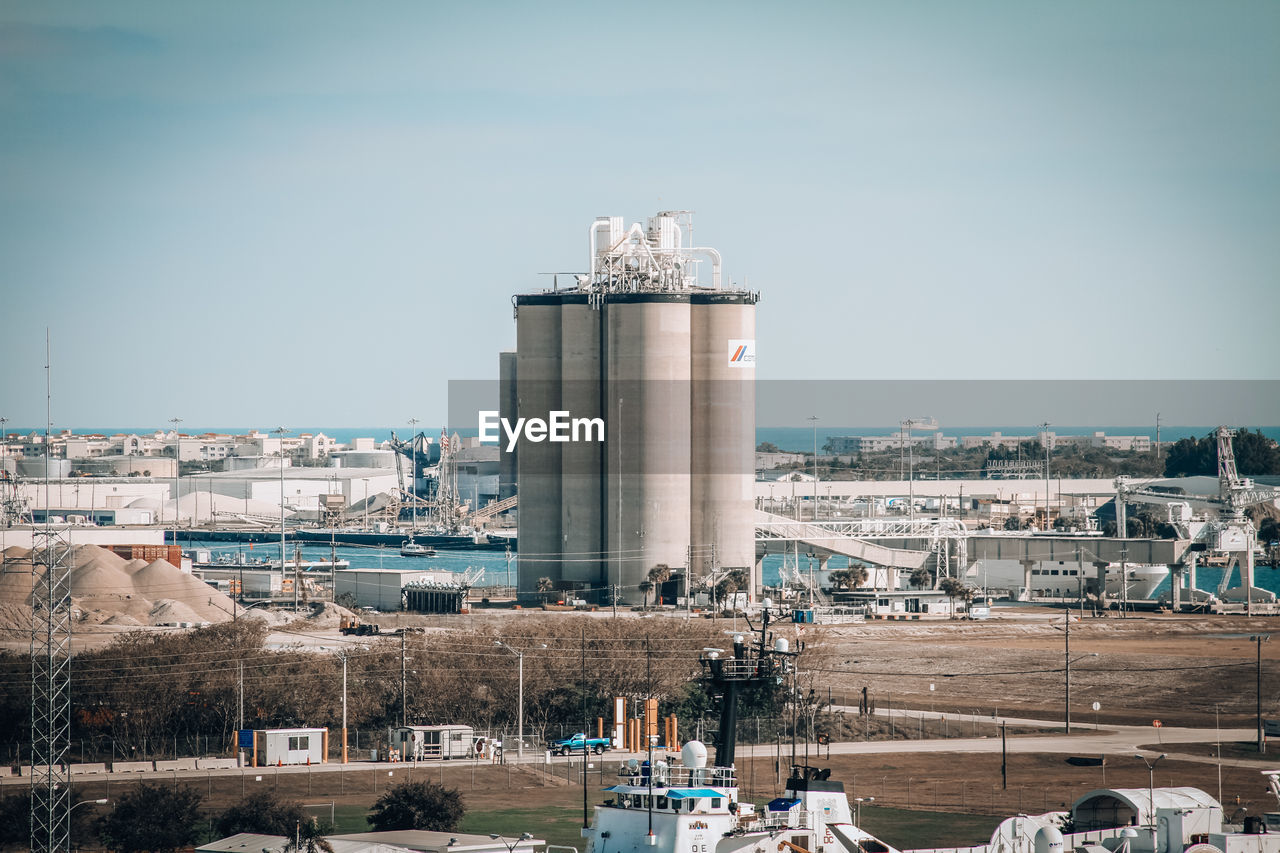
<box><xmin>690</xmin><ymin>291</ymin><xmax>756</xmax><ymax>584</ymax></box>
<box><xmin>513</xmin><ymin>296</ymin><xmax>562</xmax><ymax>596</ymax></box>
<box><xmin>509</xmin><ymin>212</ymin><xmax>757</xmax><ymax>605</ymax></box>
<box><xmin>559</xmin><ymin>294</ymin><xmax>604</xmax><ymax>586</ymax></box>
<box><xmin>604</xmin><ymin>293</ymin><xmax>692</xmax><ymax>596</ymax></box>
<box><xmin>498</xmin><ymin>351</ymin><xmax>517</xmax><ymax>501</ymax></box>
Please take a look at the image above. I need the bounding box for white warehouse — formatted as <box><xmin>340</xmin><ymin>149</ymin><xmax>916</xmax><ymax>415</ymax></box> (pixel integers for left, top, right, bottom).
<box><xmin>335</xmin><ymin>568</ymin><xmax>460</xmax><ymax>611</ymax></box>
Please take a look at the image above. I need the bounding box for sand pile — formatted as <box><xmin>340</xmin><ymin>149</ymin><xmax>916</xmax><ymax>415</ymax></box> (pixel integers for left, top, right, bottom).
<box><xmin>303</xmin><ymin>600</ymin><xmax>358</xmax><ymax>628</ymax></box>
<box><xmin>0</xmin><ymin>545</ymin><xmax>240</xmax><ymax>630</ymax></box>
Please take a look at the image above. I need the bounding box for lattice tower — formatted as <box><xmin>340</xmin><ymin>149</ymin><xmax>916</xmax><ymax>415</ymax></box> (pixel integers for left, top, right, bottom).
<box><xmin>30</xmin><ymin>526</ymin><xmax>72</xmax><ymax>853</ymax></box>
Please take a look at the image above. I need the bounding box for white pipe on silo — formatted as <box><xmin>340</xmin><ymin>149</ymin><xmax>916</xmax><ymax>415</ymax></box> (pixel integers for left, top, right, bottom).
<box><xmin>689</xmin><ymin>247</ymin><xmax>722</xmax><ymax>289</ymax></box>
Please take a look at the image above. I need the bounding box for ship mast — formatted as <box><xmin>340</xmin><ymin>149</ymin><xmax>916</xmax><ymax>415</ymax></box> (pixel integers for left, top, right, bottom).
<box><xmin>699</xmin><ymin>606</ymin><xmax>796</xmax><ymax>768</ymax></box>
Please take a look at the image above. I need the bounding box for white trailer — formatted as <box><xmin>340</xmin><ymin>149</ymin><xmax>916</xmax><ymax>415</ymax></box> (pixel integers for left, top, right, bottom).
<box><xmin>252</xmin><ymin>727</ymin><xmax>326</xmax><ymax>766</ymax></box>
<box><xmin>391</xmin><ymin>725</ymin><xmax>474</xmax><ymax>761</ymax></box>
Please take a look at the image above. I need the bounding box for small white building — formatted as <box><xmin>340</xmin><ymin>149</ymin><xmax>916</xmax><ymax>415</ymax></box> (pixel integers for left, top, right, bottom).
<box><xmin>840</xmin><ymin>589</ymin><xmax>963</xmax><ymax>618</ymax></box>
<box><xmin>390</xmin><ymin>725</ymin><xmax>475</xmax><ymax>761</ymax></box>
<box><xmin>252</xmin><ymin>727</ymin><xmax>326</xmax><ymax>766</ymax></box>
<box><xmin>335</xmin><ymin>568</ymin><xmax>450</xmax><ymax>611</ymax></box>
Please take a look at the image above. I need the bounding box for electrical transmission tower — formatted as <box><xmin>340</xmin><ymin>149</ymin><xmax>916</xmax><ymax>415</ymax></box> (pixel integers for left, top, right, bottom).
<box><xmin>31</xmin><ymin>333</ymin><xmax>72</xmax><ymax>853</ymax></box>
<box><xmin>30</xmin><ymin>526</ymin><xmax>72</xmax><ymax>853</ymax></box>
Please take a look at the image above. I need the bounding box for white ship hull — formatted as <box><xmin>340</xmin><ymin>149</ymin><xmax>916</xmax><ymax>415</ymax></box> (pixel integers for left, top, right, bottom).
<box><xmin>967</xmin><ymin>558</ymin><xmax>1167</xmax><ymax>600</ymax></box>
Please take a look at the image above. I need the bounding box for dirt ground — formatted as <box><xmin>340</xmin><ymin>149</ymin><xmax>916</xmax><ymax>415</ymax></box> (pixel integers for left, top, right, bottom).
<box><xmin>810</xmin><ymin>609</ymin><xmax>1280</xmax><ymax>728</ymax></box>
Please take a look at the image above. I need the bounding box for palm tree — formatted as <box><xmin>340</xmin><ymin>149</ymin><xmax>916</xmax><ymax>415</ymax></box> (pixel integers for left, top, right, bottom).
<box><xmin>535</xmin><ymin>576</ymin><xmax>555</xmax><ymax>605</ymax></box>
<box><xmin>647</xmin><ymin>564</ymin><xmax>672</xmax><ymax>607</ymax></box>
<box><xmin>830</xmin><ymin>567</ymin><xmax>868</xmax><ymax>591</ymax></box>
<box><xmin>938</xmin><ymin>577</ymin><xmax>966</xmax><ymax>619</ymax></box>
<box><xmin>909</xmin><ymin>567</ymin><xmax>932</xmax><ymax>590</ymax></box>
<box><xmin>287</xmin><ymin>818</ymin><xmax>334</xmax><ymax>853</ymax></box>
<box><xmin>715</xmin><ymin>569</ymin><xmax>749</xmax><ymax>612</ymax></box>
<box><xmin>638</xmin><ymin>580</ymin><xmax>654</xmax><ymax>607</ymax></box>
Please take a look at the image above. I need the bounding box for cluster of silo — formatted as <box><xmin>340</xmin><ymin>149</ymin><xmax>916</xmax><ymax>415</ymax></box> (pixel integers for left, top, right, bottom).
<box><xmin>502</xmin><ymin>213</ymin><xmax>757</xmax><ymax>603</ymax></box>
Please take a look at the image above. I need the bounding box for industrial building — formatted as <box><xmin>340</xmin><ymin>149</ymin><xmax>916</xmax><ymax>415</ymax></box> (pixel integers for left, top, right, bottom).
<box><xmin>501</xmin><ymin>212</ymin><xmax>756</xmax><ymax>603</ymax></box>
<box><xmin>335</xmin><ymin>567</ymin><xmax>461</xmax><ymax>610</ymax></box>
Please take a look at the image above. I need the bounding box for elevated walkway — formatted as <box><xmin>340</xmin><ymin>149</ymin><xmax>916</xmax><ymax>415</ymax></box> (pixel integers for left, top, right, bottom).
<box><xmin>754</xmin><ymin>510</ymin><xmax>929</xmax><ymax>568</ymax></box>
<box><xmin>965</xmin><ymin>535</ymin><xmax>1191</xmax><ymax>564</ymax></box>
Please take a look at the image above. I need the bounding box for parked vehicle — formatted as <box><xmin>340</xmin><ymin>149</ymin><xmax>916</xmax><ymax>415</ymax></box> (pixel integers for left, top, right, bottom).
<box><xmin>551</xmin><ymin>733</ymin><xmax>611</xmax><ymax>755</ymax></box>
<box><xmin>339</xmin><ymin>617</ymin><xmax>380</xmax><ymax>636</ymax></box>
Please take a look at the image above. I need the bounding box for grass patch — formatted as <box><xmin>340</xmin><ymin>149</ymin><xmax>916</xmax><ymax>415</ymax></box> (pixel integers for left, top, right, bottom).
<box><xmin>331</xmin><ymin>803</ymin><xmax>374</xmax><ymax>833</ymax></box>
<box><xmin>461</xmin><ymin>805</ymin><xmax>586</xmax><ymax>851</ymax></box>
<box><xmin>857</xmin><ymin>805</ymin><xmax>1001</xmax><ymax>849</ymax></box>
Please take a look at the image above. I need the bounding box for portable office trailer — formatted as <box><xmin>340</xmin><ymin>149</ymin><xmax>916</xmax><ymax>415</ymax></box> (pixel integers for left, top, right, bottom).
<box><xmin>390</xmin><ymin>725</ymin><xmax>475</xmax><ymax>761</ymax></box>
<box><xmin>253</xmin><ymin>727</ymin><xmax>327</xmax><ymax>766</ymax></box>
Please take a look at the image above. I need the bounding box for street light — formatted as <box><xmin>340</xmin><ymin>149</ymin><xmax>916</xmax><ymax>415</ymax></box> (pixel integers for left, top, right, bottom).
<box><xmin>853</xmin><ymin>796</ymin><xmax>874</xmax><ymax>824</ymax></box>
<box><xmin>71</xmin><ymin>798</ymin><xmax>109</xmax><ymax>844</ymax></box>
<box><xmin>72</xmin><ymin>798</ymin><xmax>108</xmax><ymax>810</ymax></box>
<box><xmin>1136</xmin><ymin>753</ymin><xmax>1166</xmax><ymax>852</ymax></box>
<box><xmin>490</xmin><ymin>833</ymin><xmax>532</xmax><ymax>853</ymax></box>
<box><xmin>493</xmin><ymin>641</ymin><xmax>544</xmax><ymax>763</ymax></box>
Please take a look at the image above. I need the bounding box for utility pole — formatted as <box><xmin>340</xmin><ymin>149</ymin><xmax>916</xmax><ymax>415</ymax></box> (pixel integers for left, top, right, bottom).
<box><xmin>169</xmin><ymin>417</ymin><xmax>182</xmax><ymax>546</ymax></box>
<box><xmin>1001</xmin><ymin>721</ymin><xmax>1007</xmax><ymax>789</ymax></box>
<box><xmin>340</xmin><ymin>653</ymin><xmax>348</xmax><ymax>764</ymax></box>
<box><xmin>1255</xmin><ymin>634</ymin><xmax>1270</xmax><ymax>754</ymax></box>
<box><xmin>273</xmin><ymin>427</ymin><xmax>289</xmax><ymax>583</ymax></box>
<box><xmin>495</xmin><ymin>641</ymin><xmax>527</xmax><ymax>763</ymax></box>
<box><xmin>1065</xmin><ymin>610</ymin><xmax>1070</xmax><ymax>733</ymax></box>
<box><xmin>401</xmin><ymin>631</ymin><xmax>408</xmax><ymax>728</ymax></box>
<box><xmin>808</xmin><ymin>415</ymin><xmax>819</xmax><ymax>522</ymax></box>
<box><xmin>1040</xmin><ymin>422</ymin><xmax>1051</xmax><ymax>529</ymax></box>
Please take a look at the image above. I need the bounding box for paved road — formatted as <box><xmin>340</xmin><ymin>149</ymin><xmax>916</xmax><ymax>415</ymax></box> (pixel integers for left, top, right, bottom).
<box><xmin>730</xmin><ymin>707</ymin><xmax>1270</xmax><ymax>772</ymax></box>
<box><xmin>4</xmin><ymin>711</ymin><xmax>1273</xmax><ymax>789</ymax></box>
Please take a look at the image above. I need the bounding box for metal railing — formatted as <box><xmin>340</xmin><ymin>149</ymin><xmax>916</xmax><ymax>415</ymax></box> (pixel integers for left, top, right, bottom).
<box><xmin>615</xmin><ymin>765</ymin><xmax>737</xmax><ymax>788</ymax></box>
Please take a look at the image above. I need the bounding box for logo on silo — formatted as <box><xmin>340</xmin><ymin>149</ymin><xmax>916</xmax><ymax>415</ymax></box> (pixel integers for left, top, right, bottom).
<box><xmin>728</xmin><ymin>339</ymin><xmax>756</xmax><ymax>367</ymax></box>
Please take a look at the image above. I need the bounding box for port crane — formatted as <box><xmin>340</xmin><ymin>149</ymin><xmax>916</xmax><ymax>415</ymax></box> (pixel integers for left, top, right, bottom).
<box><xmin>1115</xmin><ymin>426</ymin><xmax>1280</xmax><ymax>612</ymax></box>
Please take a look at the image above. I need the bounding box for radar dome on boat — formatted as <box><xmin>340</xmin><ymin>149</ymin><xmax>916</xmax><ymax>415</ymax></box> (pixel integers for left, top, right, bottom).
<box><xmin>1034</xmin><ymin>825</ymin><xmax>1064</xmax><ymax>853</ymax></box>
<box><xmin>775</xmin><ymin>638</ymin><xmax>789</xmax><ymax>653</ymax></box>
<box><xmin>681</xmin><ymin>740</ymin><xmax>708</xmax><ymax>769</ymax></box>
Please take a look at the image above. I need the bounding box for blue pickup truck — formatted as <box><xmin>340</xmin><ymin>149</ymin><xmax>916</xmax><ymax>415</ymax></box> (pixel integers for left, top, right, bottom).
<box><xmin>550</xmin><ymin>733</ymin><xmax>611</xmax><ymax>755</ymax></box>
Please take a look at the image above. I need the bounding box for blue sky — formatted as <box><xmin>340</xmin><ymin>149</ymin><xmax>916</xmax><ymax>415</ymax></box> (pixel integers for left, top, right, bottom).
<box><xmin>1</xmin><ymin>1</ymin><xmax>1277</xmax><ymax>428</ymax></box>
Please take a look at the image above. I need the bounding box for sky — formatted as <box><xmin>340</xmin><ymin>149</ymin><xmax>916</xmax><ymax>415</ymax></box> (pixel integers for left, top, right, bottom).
<box><xmin>1</xmin><ymin>1</ymin><xmax>1278</xmax><ymax>429</ymax></box>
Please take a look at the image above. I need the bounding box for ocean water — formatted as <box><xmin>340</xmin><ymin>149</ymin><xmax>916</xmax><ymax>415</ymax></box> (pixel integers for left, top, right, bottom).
<box><xmin>184</xmin><ymin>539</ymin><xmax>1280</xmax><ymax>600</ymax></box>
